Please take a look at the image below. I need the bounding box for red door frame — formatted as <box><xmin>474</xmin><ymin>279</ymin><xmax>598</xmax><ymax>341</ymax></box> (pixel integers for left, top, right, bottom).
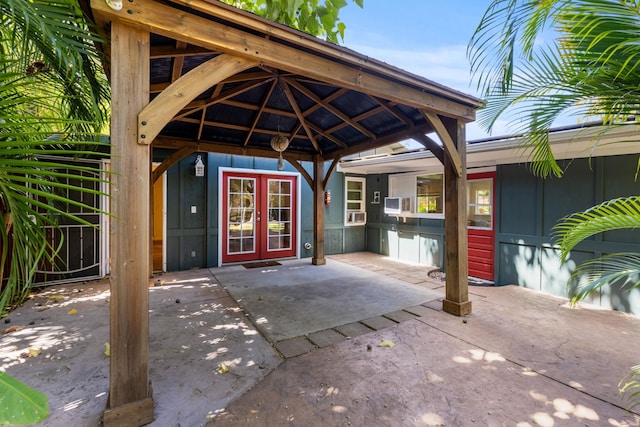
<box><xmin>467</xmin><ymin>171</ymin><xmax>496</xmax><ymax>281</ymax></box>
<box><xmin>221</xmin><ymin>171</ymin><xmax>297</xmax><ymax>264</ymax></box>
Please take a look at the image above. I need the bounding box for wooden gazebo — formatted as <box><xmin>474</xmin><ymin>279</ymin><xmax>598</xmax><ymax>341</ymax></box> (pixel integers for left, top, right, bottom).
<box><xmin>81</xmin><ymin>0</ymin><xmax>482</xmax><ymax>424</ymax></box>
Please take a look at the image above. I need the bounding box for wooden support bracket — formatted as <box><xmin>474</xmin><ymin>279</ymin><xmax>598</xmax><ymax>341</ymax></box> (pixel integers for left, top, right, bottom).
<box><xmin>422</xmin><ymin>110</ymin><xmax>463</xmax><ymax>177</ymax></box>
<box><xmin>138</xmin><ymin>54</ymin><xmax>257</xmax><ymax>145</ymax></box>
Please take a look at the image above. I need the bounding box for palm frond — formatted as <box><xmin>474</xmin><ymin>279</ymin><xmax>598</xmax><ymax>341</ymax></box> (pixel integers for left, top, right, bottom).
<box><xmin>568</xmin><ymin>252</ymin><xmax>640</xmax><ymax>304</ymax></box>
<box><xmin>468</xmin><ymin>0</ymin><xmax>563</xmax><ymax>96</ymax></box>
<box><xmin>620</xmin><ymin>363</ymin><xmax>640</xmax><ymax>411</ymax></box>
<box><xmin>554</xmin><ymin>197</ymin><xmax>640</xmax><ymax>262</ymax></box>
<box><xmin>470</xmin><ymin>0</ymin><xmax>640</xmax><ymax>177</ymax></box>
<box><xmin>1</xmin><ymin>0</ymin><xmax>110</xmax><ymax>133</ymax></box>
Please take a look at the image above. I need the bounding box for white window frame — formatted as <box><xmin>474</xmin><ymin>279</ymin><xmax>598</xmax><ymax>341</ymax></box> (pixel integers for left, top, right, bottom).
<box><xmin>344</xmin><ymin>176</ymin><xmax>367</xmax><ymax>226</ymax></box>
<box><xmin>467</xmin><ymin>178</ymin><xmax>493</xmax><ymax>230</ymax></box>
<box><xmin>388</xmin><ymin>171</ymin><xmax>445</xmax><ymax>219</ymax></box>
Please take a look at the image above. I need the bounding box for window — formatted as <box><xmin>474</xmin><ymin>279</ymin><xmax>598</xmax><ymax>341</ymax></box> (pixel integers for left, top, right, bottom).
<box><xmin>388</xmin><ymin>172</ymin><xmax>444</xmax><ymax>218</ymax></box>
<box><xmin>345</xmin><ymin>176</ymin><xmax>366</xmax><ymax>225</ymax></box>
<box><xmin>416</xmin><ymin>174</ymin><xmax>443</xmax><ymax>214</ymax></box>
<box><xmin>467</xmin><ymin>179</ymin><xmax>492</xmax><ymax>229</ymax></box>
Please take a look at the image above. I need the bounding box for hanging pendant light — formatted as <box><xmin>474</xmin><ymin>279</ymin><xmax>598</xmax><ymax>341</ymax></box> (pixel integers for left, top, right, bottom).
<box><xmin>270</xmin><ymin>134</ymin><xmax>290</xmax><ymax>171</ymax></box>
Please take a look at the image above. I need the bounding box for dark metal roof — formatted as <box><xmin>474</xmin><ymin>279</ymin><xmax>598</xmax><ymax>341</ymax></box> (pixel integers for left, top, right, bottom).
<box><xmin>85</xmin><ymin>0</ymin><xmax>483</xmax><ymax>162</ymax></box>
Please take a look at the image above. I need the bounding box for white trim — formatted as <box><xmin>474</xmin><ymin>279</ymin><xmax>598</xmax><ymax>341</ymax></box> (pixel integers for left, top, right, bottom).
<box><xmin>218</xmin><ymin>167</ymin><xmax>301</xmax><ymax>265</ymax></box>
<box><xmin>468</xmin><ymin>166</ymin><xmax>497</xmax><ymax>175</ymax></box>
<box><xmin>101</xmin><ymin>159</ymin><xmax>111</xmax><ymax>277</ymax></box>
<box><xmin>162</xmin><ymin>171</ymin><xmax>167</xmax><ymax>272</ymax></box>
<box><xmin>151</xmin><ymin>162</ymin><xmax>168</xmax><ymax>273</ymax></box>
<box><xmin>338</xmin><ymin>123</ymin><xmax>640</xmax><ymax>175</ymax></box>
<box><xmin>388</xmin><ymin>171</ymin><xmax>445</xmax><ymax>219</ymax></box>
<box><xmin>344</xmin><ymin>176</ymin><xmax>367</xmax><ymax>226</ymax></box>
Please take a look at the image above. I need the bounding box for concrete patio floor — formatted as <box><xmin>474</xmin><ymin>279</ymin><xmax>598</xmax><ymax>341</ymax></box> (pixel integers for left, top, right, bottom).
<box><xmin>2</xmin><ymin>252</ymin><xmax>640</xmax><ymax>426</ymax></box>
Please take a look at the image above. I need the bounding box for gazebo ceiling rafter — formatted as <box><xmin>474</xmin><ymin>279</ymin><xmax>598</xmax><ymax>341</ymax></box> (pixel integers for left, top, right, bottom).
<box><xmin>90</xmin><ymin>0</ymin><xmax>481</xmax><ymax>160</ymax></box>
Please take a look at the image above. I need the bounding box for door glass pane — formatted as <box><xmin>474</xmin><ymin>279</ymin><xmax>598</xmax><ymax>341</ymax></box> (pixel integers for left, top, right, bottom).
<box><xmin>227</xmin><ymin>177</ymin><xmax>255</xmax><ymax>254</ymax></box>
<box><xmin>467</xmin><ymin>179</ymin><xmax>492</xmax><ymax>229</ymax></box>
<box><xmin>267</xmin><ymin>179</ymin><xmax>292</xmax><ymax>251</ymax></box>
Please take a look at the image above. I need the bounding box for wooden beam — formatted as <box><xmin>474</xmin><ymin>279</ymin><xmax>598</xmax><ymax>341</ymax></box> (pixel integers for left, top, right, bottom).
<box><xmin>224</xmin><ymin>99</ymin><xmax>298</xmax><ymax>118</ymax></box>
<box><xmin>90</xmin><ymin>0</ymin><xmax>476</xmax><ymax>121</ymax></box>
<box><xmin>173</xmin><ymin>116</ymin><xmax>315</xmax><ymax>140</ymax></box>
<box><xmin>306</xmin><ymin>122</ymin><xmax>347</xmax><ymax>149</ymax></box>
<box><xmin>284</xmin><ymin>77</ymin><xmax>376</xmax><ymax>140</ymax></box>
<box><xmin>244</xmin><ymin>79</ymin><xmax>277</xmax><ymax>146</ymax></box>
<box><xmin>137</xmin><ymin>53</ymin><xmax>257</xmax><ymax>145</ymax></box>
<box><xmin>152</xmin><ymin>146</ymin><xmax>196</xmax><ymax>183</ymax></box>
<box><xmin>150</xmin><ymin>43</ymin><xmax>215</xmax><ymax>59</ymax></box>
<box><xmin>107</xmin><ymin>21</ymin><xmax>154</xmax><ymax>425</ymax></box>
<box><xmin>170</xmin><ymin>41</ymin><xmax>187</xmax><ymax>83</ymax></box>
<box><xmin>323</xmin><ymin>156</ymin><xmax>341</xmax><ymax>190</ymax></box>
<box><xmin>442</xmin><ymin>118</ymin><xmax>471</xmax><ymax>316</ymax></box>
<box><xmin>175</xmin><ymin>77</ymin><xmax>274</xmax><ymax>120</ymax></box>
<box><xmin>323</xmin><ymin>124</ymin><xmax>431</xmax><ymax>160</ymax></box>
<box><xmin>280</xmin><ymin>78</ymin><xmax>321</xmax><ymax>153</ymax></box>
<box><xmin>312</xmin><ymin>155</ymin><xmax>326</xmax><ymax>265</ymax></box>
<box><xmin>289</xmin><ymin>159</ymin><xmax>313</xmax><ymax>189</ymax></box>
<box><xmin>149</xmin><ymin>70</ymin><xmax>273</xmax><ymax>94</ymax></box>
<box><xmin>422</xmin><ymin>110</ymin><xmax>463</xmax><ymax>177</ymax></box>
<box><xmin>412</xmin><ymin>133</ymin><xmax>445</xmax><ymax>165</ymax></box>
<box><xmin>167</xmin><ymin>0</ymin><xmax>482</xmax><ymax>110</ymax></box>
<box><xmin>153</xmin><ymin>136</ymin><xmax>315</xmax><ymax>162</ymax></box>
<box><xmin>374</xmin><ymin>97</ymin><xmax>415</xmax><ymax>127</ymax></box>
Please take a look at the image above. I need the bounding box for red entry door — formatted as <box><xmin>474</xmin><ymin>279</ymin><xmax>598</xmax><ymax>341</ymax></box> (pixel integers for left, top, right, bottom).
<box><xmin>467</xmin><ymin>172</ymin><xmax>496</xmax><ymax>281</ymax></box>
<box><xmin>221</xmin><ymin>171</ymin><xmax>297</xmax><ymax>264</ymax></box>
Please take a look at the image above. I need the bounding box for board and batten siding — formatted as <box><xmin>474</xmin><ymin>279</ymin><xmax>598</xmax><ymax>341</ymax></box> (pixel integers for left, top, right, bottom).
<box><xmin>496</xmin><ymin>153</ymin><xmax>640</xmax><ymax>314</ymax></box>
<box><xmin>160</xmin><ymin>152</ymin><xmax>365</xmax><ymax>270</ymax></box>
<box><xmin>363</xmin><ymin>153</ymin><xmax>640</xmax><ymax>314</ymax></box>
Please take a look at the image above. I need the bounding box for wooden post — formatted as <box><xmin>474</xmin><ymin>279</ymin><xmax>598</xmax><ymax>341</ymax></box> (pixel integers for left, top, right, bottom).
<box><xmin>104</xmin><ymin>21</ymin><xmax>154</xmax><ymax>426</ymax></box>
<box><xmin>312</xmin><ymin>155</ymin><xmax>326</xmax><ymax>265</ymax></box>
<box><xmin>442</xmin><ymin>118</ymin><xmax>472</xmax><ymax>316</ymax></box>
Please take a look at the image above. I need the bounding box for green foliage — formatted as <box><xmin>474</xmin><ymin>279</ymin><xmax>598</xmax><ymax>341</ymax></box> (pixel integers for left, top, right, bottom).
<box><xmin>554</xmin><ymin>197</ymin><xmax>640</xmax><ymax>305</ymax></box>
<box><xmin>469</xmin><ymin>0</ymin><xmax>640</xmax><ymax>178</ymax></box>
<box><xmin>471</xmin><ymin>1</ymin><xmax>640</xmax><ymax>411</ymax></box>
<box><xmin>620</xmin><ymin>364</ymin><xmax>640</xmax><ymax>411</ymax></box>
<box><xmin>554</xmin><ymin>196</ymin><xmax>640</xmax><ymax>262</ymax></box>
<box><xmin>220</xmin><ymin>0</ymin><xmax>363</xmax><ymax>43</ymax></box>
<box><xmin>1</xmin><ymin>0</ymin><xmax>110</xmax><ymax>315</ymax></box>
<box><xmin>0</xmin><ymin>372</ymin><xmax>48</xmax><ymax>425</ymax></box>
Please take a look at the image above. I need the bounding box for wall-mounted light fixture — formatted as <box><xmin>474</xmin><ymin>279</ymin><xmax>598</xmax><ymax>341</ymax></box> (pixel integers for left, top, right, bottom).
<box><xmin>194</xmin><ymin>155</ymin><xmax>205</xmax><ymax>177</ymax></box>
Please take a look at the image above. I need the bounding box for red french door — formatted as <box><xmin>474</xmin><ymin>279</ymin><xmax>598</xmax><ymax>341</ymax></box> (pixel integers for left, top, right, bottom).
<box><xmin>221</xmin><ymin>171</ymin><xmax>297</xmax><ymax>263</ymax></box>
<box><xmin>467</xmin><ymin>172</ymin><xmax>496</xmax><ymax>281</ymax></box>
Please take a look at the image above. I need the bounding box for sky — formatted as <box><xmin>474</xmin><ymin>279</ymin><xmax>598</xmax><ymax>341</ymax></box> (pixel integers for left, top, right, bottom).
<box><xmin>336</xmin><ymin>1</ymin><xmax>528</xmax><ymax>141</ymax></box>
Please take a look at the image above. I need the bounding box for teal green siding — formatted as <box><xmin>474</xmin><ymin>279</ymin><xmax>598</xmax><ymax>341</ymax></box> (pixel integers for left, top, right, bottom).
<box><xmin>364</xmin><ymin>171</ymin><xmax>445</xmax><ymax>267</ymax></box>
<box><xmin>157</xmin><ymin>152</ymin><xmax>365</xmax><ymax>270</ymax></box>
<box><xmin>362</xmin><ymin>153</ymin><xmax>640</xmax><ymax>314</ymax></box>
<box><xmin>496</xmin><ymin>154</ymin><xmax>640</xmax><ymax>314</ymax></box>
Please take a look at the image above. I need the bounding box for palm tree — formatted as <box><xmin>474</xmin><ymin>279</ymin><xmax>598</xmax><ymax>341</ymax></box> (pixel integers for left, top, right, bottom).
<box><xmin>1</xmin><ymin>0</ymin><xmax>110</xmax><ymax>314</ymax></box>
<box><xmin>1</xmin><ymin>0</ymin><xmax>111</xmax><ymax>422</ymax></box>
<box><xmin>468</xmin><ymin>0</ymin><xmax>640</xmax><ymax>408</ymax></box>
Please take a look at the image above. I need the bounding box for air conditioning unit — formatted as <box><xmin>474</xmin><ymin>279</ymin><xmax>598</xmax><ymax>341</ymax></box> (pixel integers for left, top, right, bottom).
<box><xmin>346</xmin><ymin>211</ymin><xmax>367</xmax><ymax>225</ymax></box>
<box><xmin>384</xmin><ymin>197</ymin><xmax>411</xmax><ymax>215</ymax></box>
